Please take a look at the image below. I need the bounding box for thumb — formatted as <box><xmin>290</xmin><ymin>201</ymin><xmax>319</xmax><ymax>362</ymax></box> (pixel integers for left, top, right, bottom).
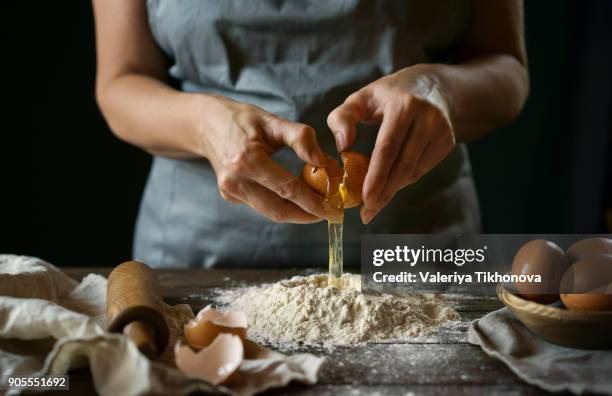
<box><xmin>266</xmin><ymin>117</ymin><xmax>327</xmax><ymax>167</ymax></box>
<box><xmin>327</xmin><ymin>91</ymin><xmax>368</xmax><ymax>152</ymax></box>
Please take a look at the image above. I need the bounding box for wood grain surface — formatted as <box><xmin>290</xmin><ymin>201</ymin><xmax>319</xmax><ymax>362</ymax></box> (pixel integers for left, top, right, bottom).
<box><xmin>106</xmin><ymin>261</ymin><xmax>169</xmax><ymax>358</ymax></box>
<box><xmin>56</xmin><ymin>268</ymin><xmax>569</xmax><ymax>396</ymax></box>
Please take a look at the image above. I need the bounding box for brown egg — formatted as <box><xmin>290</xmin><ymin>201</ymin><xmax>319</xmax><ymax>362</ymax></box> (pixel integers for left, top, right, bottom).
<box><xmin>302</xmin><ymin>156</ymin><xmax>343</xmax><ymax>197</ymax></box>
<box><xmin>560</xmin><ymin>254</ymin><xmax>612</xmax><ymax>311</ymax></box>
<box><xmin>561</xmin><ymin>294</ymin><xmax>612</xmax><ymax>311</ymax></box>
<box><xmin>302</xmin><ymin>150</ymin><xmax>369</xmax><ymax>208</ymax></box>
<box><xmin>566</xmin><ymin>237</ymin><xmax>612</xmax><ymax>262</ymax></box>
<box><xmin>511</xmin><ymin>239</ymin><xmax>570</xmax><ymax>304</ymax></box>
<box><xmin>339</xmin><ymin>151</ymin><xmax>369</xmax><ymax>208</ymax></box>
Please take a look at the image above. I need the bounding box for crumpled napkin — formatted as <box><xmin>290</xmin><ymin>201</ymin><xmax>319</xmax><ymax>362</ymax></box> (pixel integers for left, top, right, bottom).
<box><xmin>0</xmin><ymin>255</ymin><xmax>324</xmax><ymax>396</ymax></box>
<box><xmin>468</xmin><ymin>307</ymin><xmax>612</xmax><ymax>395</ymax></box>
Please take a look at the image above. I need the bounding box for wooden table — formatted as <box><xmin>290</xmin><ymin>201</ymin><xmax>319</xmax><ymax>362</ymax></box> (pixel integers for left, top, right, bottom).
<box><xmin>61</xmin><ymin>268</ymin><xmax>565</xmax><ymax>396</ymax></box>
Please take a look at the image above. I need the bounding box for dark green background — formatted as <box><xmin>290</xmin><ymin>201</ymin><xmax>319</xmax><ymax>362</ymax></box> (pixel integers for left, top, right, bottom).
<box><xmin>1</xmin><ymin>1</ymin><xmax>610</xmax><ymax>266</ymax></box>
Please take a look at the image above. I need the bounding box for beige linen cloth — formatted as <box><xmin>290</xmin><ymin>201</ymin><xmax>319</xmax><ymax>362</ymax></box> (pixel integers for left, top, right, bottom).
<box><xmin>0</xmin><ymin>255</ymin><xmax>324</xmax><ymax>395</ymax></box>
<box><xmin>469</xmin><ymin>307</ymin><xmax>612</xmax><ymax>395</ymax></box>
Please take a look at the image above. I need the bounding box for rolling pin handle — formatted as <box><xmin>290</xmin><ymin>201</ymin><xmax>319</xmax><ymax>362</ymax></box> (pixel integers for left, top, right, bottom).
<box><xmin>106</xmin><ymin>261</ymin><xmax>169</xmax><ymax>359</ymax></box>
<box><xmin>124</xmin><ymin>321</ymin><xmax>158</xmax><ymax>359</ymax></box>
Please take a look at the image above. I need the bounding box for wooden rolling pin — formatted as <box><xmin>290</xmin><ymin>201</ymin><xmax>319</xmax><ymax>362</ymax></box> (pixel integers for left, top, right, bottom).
<box><xmin>106</xmin><ymin>261</ymin><xmax>169</xmax><ymax>359</ymax></box>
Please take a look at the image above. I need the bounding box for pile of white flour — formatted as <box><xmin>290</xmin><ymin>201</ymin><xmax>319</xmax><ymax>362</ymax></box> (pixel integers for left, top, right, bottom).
<box><xmin>215</xmin><ymin>274</ymin><xmax>460</xmax><ymax>350</ymax></box>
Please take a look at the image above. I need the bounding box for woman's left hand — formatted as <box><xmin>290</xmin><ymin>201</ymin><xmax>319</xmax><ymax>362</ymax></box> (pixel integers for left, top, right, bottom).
<box><xmin>327</xmin><ymin>67</ymin><xmax>456</xmax><ymax>224</ymax></box>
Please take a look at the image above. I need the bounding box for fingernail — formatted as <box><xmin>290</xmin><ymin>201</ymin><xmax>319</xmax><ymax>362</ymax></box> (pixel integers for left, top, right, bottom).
<box><xmin>336</xmin><ymin>131</ymin><xmax>347</xmax><ymax>152</ymax></box>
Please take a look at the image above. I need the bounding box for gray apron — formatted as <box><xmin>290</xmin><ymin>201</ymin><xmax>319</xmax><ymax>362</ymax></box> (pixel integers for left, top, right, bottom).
<box><xmin>136</xmin><ymin>0</ymin><xmax>480</xmax><ymax>268</ymax></box>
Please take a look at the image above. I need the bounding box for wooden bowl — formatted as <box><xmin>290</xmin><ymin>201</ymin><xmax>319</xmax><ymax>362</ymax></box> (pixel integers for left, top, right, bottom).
<box><xmin>496</xmin><ymin>283</ymin><xmax>612</xmax><ymax>349</ymax></box>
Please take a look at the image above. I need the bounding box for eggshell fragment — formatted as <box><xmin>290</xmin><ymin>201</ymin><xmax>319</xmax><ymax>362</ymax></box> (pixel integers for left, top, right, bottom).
<box><xmin>339</xmin><ymin>151</ymin><xmax>369</xmax><ymax>208</ymax></box>
<box><xmin>184</xmin><ymin>305</ymin><xmax>247</xmax><ymax>349</ymax></box>
<box><xmin>175</xmin><ymin>333</ymin><xmax>243</xmax><ymax>385</ymax></box>
<box><xmin>302</xmin><ymin>156</ymin><xmax>343</xmax><ymax>197</ymax></box>
<box><xmin>302</xmin><ymin>151</ymin><xmax>369</xmax><ymax>208</ymax></box>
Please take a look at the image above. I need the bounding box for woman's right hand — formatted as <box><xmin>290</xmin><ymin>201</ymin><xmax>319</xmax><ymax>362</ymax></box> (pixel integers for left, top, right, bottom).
<box><xmin>94</xmin><ymin>0</ymin><xmax>330</xmax><ymax>224</ymax></box>
<box><xmin>195</xmin><ymin>95</ymin><xmax>330</xmax><ymax>224</ymax></box>
<box><xmin>93</xmin><ymin>0</ymin><xmax>330</xmax><ymax>224</ymax></box>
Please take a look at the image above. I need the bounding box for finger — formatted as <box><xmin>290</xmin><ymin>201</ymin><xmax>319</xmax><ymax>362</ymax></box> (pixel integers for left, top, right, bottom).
<box><xmin>359</xmin><ymin>132</ymin><xmax>425</xmax><ymax>225</ymax></box>
<box><xmin>360</xmin><ymin>195</ymin><xmax>393</xmax><ymax>225</ymax></box>
<box><xmin>238</xmin><ymin>180</ymin><xmax>323</xmax><ymax>224</ymax></box>
<box><xmin>378</xmin><ymin>121</ymin><xmax>453</xmax><ymax>210</ymax></box>
<box><xmin>238</xmin><ymin>150</ymin><xmax>330</xmax><ymax>219</ymax></box>
<box><xmin>383</xmin><ymin>105</ymin><xmax>443</xmax><ymax>193</ymax></box>
<box><xmin>361</xmin><ymin>102</ymin><xmax>412</xmax><ymax>209</ymax></box>
<box><xmin>360</xmin><ymin>112</ymin><xmax>436</xmax><ymax>224</ymax></box>
<box><xmin>412</xmin><ymin>115</ymin><xmax>455</xmax><ymax>179</ymax></box>
<box><xmin>363</xmin><ymin>123</ymin><xmax>450</xmax><ymax>225</ymax></box>
<box><xmin>387</xmin><ymin>131</ymin><xmax>430</xmax><ymax>197</ymax></box>
<box><xmin>264</xmin><ymin>116</ymin><xmax>327</xmax><ymax>167</ymax></box>
<box><xmin>327</xmin><ymin>90</ymin><xmax>369</xmax><ymax>152</ymax></box>
<box><xmin>219</xmin><ymin>190</ymin><xmax>243</xmax><ymax>205</ymax></box>
<box><xmin>359</xmin><ymin>142</ymin><xmax>437</xmax><ymax>225</ymax></box>
<box><xmin>217</xmin><ymin>175</ymin><xmax>245</xmax><ymax>205</ymax></box>
<box><xmin>405</xmin><ymin>127</ymin><xmax>455</xmax><ymax>184</ymax></box>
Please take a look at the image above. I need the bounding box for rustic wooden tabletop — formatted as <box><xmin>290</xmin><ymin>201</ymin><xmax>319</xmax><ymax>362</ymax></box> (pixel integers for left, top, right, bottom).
<box><xmin>57</xmin><ymin>268</ymin><xmax>565</xmax><ymax>396</ymax></box>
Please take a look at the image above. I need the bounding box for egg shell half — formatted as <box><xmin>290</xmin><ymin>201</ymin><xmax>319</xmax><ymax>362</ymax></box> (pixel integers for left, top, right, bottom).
<box><xmin>339</xmin><ymin>151</ymin><xmax>369</xmax><ymax>208</ymax></box>
<box><xmin>301</xmin><ymin>151</ymin><xmax>369</xmax><ymax>209</ymax></box>
<box><xmin>175</xmin><ymin>333</ymin><xmax>243</xmax><ymax>385</ymax></box>
<box><xmin>184</xmin><ymin>305</ymin><xmax>247</xmax><ymax>349</ymax></box>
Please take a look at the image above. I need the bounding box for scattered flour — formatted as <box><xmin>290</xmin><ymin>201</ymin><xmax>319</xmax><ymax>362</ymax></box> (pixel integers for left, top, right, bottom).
<box><xmin>214</xmin><ymin>274</ymin><xmax>460</xmax><ymax>350</ymax></box>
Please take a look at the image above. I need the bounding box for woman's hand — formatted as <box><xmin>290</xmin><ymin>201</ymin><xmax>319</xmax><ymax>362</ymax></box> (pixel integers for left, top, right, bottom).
<box><xmin>93</xmin><ymin>0</ymin><xmax>329</xmax><ymax>224</ymax></box>
<box><xmin>328</xmin><ymin>68</ymin><xmax>455</xmax><ymax>224</ymax></box>
<box><xmin>94</xmin><ymin>0</ymin><xmax>527</xmax><ymax>226</ymax></box>
<box><xmin>197</xmin><ymin>95</ymin><xmax>330</xmax><ymax>224</ymax></box>
<box><xmin>327</xmin><ymin>1</ymin><xmax>529</xmax><ymax>225</ymax></box>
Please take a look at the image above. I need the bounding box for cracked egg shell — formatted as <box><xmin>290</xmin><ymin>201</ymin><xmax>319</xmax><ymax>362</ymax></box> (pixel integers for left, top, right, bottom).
<box><xmin>175</xmin><ymin>333</ymin><xmax>243</xmax><ymax>385</ymax></box>
<box><xmin>302</xmin><ymin>151</ymin><xmax>369</xmax><ymax>208</ymax></box>
<box><xmin>302</xmin><ymin>156</ymin><xmax>343</xmax><ymax>196</ymax></box>
<box><xmin>184</xmin><ymin>305</ymin><xmax>247</xmax><ymax>349</ymax></box>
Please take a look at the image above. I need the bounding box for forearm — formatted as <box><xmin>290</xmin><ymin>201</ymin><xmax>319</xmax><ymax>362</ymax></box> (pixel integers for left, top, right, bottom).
<box><xmin>413</xmin><ymin>54</ymin><xmax>529</xmax><ymax>142</ymax></box>
<box><xmin>96</xmin><ymin>74</ymin><xmax>207</xmax><ymax>159</ymax></box>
